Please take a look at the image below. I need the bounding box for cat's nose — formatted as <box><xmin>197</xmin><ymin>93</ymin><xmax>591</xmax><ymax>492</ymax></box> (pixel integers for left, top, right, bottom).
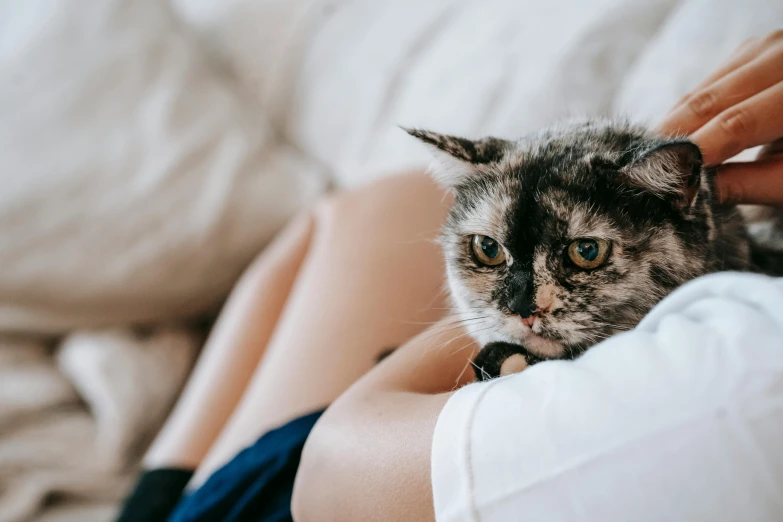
<box><xmin>509</xmin><ymin>297</ymin><xmax>536</xmax><ymax>319</ymax></box>
<box><xmin>520</xmin><ymin>315</ymin><xmax>537</xmax><ymax>327</ymax></box>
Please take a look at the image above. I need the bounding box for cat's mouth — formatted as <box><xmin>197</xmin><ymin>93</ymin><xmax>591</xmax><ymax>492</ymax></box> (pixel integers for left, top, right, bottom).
<box><xmin>512</xmin><ymin>317</ymin><xmax>617</xmax><ymax>360</ymax></box>
<box><xmin>501</xmin><ymin>315</ymin><xmax>565</xmax><ymax>358</ymax></box>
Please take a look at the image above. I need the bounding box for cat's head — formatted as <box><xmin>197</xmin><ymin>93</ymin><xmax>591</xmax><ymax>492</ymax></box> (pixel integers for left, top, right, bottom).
<box><xmin>408</xmin><ymin>119</ymin><xmax>722</xmax><ymax>358</ymax></box>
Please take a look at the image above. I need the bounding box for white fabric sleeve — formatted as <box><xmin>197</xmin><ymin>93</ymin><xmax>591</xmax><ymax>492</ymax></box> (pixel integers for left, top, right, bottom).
<box><xmin>432</xmin><ymin>272</ymin><xmax>783</xmax><ymax>522</ymax></box>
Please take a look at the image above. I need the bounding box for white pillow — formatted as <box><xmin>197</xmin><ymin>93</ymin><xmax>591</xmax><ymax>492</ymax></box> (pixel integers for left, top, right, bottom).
<box><xmin>171</xmin><ymin>0</ymin><xmax>680</xmax><ymax>188</ymax></box>
<box><xmin>0</xmin><ymin>0</ymin><xmax>326</xmax><ymax>333</ymax></box>
<box><xmin>613</xmin><ymin>0</ymin><xmax>783</xmax><ymax>123</ymax></box>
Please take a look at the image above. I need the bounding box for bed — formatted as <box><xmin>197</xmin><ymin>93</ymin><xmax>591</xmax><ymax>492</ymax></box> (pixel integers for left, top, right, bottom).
<box><xmin>0</xmin><ymin>0</ymin><xmax>780</xmax><ymax>519</ymax></box>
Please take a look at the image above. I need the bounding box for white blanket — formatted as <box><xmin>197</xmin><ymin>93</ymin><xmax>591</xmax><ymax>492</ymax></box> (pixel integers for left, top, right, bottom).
<box><xmin>0</xmin><ymin>330</ymin><xmax>197</xmax><ymax>522</ymax></box>
<box><xmin>2</xmin><ymin>0</ymin><xmax>781</xmax><ymax>520</ymax></box>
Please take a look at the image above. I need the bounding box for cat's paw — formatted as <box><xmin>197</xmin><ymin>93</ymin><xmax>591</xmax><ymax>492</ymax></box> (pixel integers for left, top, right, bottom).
<box><xmin>472</xmin><ymin>341</ymin><xmax>544</xmax><ymax>381</ymax></box>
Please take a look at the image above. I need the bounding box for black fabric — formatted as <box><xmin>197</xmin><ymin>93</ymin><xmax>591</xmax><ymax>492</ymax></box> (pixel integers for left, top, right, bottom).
<box><xmin>168</xmin><ymin>409</ymin><xmax>325</xmax><ymax>522</ymax></box>
<box><xmin>116</xmin><ymin>468</ymin><xmax>194</xmax><ymax>522</ymax></box>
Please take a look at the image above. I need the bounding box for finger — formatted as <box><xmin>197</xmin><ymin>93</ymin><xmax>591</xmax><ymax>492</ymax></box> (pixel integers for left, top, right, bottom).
<box><xmin>690</xmin><ymin>37</ymin><xmax>764</xmax><ymax>92</ymax></box>
<box><xmin>656</xmin><ymin>50</ymin><xmax>783</xmax><ymax>138</ymax></box>
<box><xmin>692</xmin><ymin>80</ymin><xmax>783</xmax><ymax>166</ymax></box>
<box><xmin>715</xmin><ymin>157</ymin><xmax>783</xmax><ymax>205</ymax></box>
<box><xmin>658</xmin><ymin>37</ymin><xmax>763</xmax><ymax>125</ymax></box>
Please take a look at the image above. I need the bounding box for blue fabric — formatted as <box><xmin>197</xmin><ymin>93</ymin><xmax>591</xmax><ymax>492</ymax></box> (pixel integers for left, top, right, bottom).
<box><xmin>168</xmin><ymin>410</ymin><xmax>325</xmax><ymax>522</ymax></box>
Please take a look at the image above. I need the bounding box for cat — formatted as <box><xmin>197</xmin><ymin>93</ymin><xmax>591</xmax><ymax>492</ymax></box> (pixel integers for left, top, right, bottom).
<box><xmin>406</xmin><ymin>119</ymin><xmax>782</xmax><ymax>377</ymax></box>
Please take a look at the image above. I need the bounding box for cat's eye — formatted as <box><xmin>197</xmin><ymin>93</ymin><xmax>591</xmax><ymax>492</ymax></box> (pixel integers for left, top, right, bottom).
<box><xmin>471</xmin><ymin>235</ymin><xmax>506</xmax><ymax>266</ymax></box>
<box><xmin>567</xmin><ymin>238</ymin><xmax>611</xmax><ymax>269</ymax></box>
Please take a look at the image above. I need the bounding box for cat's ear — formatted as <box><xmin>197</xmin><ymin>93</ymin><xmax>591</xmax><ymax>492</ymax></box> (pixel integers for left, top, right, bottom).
<box><xmin>404</xmin><ymin>128</ymin><xmax>510</xmax><ymax>189</ymax></box>
<box><xmin>621</xmin><ymin>140</ymin><xmax>703</xmax><ymax>208</ymax></box>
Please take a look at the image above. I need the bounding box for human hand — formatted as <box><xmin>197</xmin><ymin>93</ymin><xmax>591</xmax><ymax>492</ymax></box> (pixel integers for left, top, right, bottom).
<box><xmin>656</xmin><ymin>31</ymin><xmax>783</xmax><ymax>205</ymax></box>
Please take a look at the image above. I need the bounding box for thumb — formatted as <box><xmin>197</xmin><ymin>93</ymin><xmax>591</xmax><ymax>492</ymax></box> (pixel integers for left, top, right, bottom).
<box><xmin>715</xmin><ymin>156</ymin><xmax>783</xmax><ymax>205</ymax></box>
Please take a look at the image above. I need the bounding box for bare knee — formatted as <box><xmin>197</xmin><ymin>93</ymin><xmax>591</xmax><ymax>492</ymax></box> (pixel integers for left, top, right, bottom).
<box><xmin>314</xmin><ymin>171</ymin><xmax>450</xmax><ymax>238</ymax></box>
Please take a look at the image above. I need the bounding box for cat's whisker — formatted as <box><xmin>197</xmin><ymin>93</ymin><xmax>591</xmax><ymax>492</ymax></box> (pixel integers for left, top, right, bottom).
<box><xmin>426</xmin><ymin>314</ymin><xmax>492</xmax><ymax>327</ymax></box>
<box><xmin>448</xmin><ymin>339</ymin><xmax>482</xmax><ymax>360</ymax></box>
<box><xmin>401</xmin><ymin>314</ymin><xmax>488</xmax><ymax>326</ymax></box>
<box><xmin>454</xmin><ymin>357</ymin><xmax>474</xmax><ymax>390</ymax></box>
<box><xmin>572</xmin><ymin>321</ymin><xmax>633</xmax><ymax>332</ymax></box>
<box><xmin>416</xmin><ymin>318</ymin><xmax>492</xmax><ymax>344</ymax></box>
<box><xmin>421</xmin><ymin>283</ymin><xmax>456</xmax><ymax>311</ymax></box>
<box><xmin>388</xmin><ymin>308</ymin><xmax>487</xmax><ymax>328</ymax></box>
<box><xmin>446</xmin><ymin>326</ymin><xmax>496</xmax><ymax>355</ymax></box>
<box><xmin>431</xmin><ymin>328</ymin><xmax>482</xmax><ymax>354</ymax></box>
<box><xmin>429</xmin><ymin>322</ymin><xmax>490</xmax><ymax>354</ymax></box>
<box><xmin>428</xmin><ymin>306</ymin><xmax>486</xmax><ymax>311</ymax></box>
<box><xmin>469</xmin><ymin>359</ymin><xmax>491</xmax><ymax>382</ymax></box>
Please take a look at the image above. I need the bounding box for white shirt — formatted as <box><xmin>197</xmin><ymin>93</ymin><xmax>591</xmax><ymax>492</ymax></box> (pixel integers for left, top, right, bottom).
<box><xmin>432</xmin><ymin>272</ymin><xmax>783</xmax><ymax>522</ymax></box>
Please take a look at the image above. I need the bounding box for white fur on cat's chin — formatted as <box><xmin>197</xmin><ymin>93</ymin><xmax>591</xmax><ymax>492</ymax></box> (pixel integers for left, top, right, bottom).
<box><xmin>466</xmin><ymin>315</ymin><xmax>565</xmax><ymax>358</ymax></box>
<box><xmin>498</xmin><ymin>317</ymin><xmax>565</xmax><ymax>358</ymax></box>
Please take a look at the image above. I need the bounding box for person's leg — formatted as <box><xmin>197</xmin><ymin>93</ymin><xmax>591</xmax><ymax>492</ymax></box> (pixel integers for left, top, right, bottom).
<box><xmin>144</xmin><ymin>212</ymin><xmax>315</xmax><ymax>471</ymax></box>
<box><xmin>189</xmin><ymin>172</ymin><xmax>450</xmax><ymax>487</ymax></box>
<box><xmin>118</xmin><ymin>213</ymin><xmax>317</xmax><ymax>522</ymax></box>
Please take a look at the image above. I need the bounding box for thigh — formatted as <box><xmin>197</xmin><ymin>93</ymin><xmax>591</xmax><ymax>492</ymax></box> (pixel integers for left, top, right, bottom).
<box><xmin>144</xmin><ymin>212</ymin><xmax>315</xmax><ymax>470</ymax></box>
<box><xmin>191</xmin><ymin>172</ymin><xmax>451</xmax><ymax>486</ymax></box>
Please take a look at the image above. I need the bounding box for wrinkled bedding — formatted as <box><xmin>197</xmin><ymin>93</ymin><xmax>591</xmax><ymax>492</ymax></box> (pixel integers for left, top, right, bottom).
<box><xmin>1</xmin><ymin>0</ymin><xmax>782</xmax><ymax>520</ymax></box>
<box><xmin>0</xmin><ymin>331</ymin><xmax>197</xmax><ymax>522</ymax></box>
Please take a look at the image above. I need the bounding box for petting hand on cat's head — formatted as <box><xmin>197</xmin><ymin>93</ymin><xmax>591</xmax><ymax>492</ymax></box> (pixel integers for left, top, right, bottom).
<box><xmin>656</xmin><ymin>30</ymin><xmax>783</xmax><ymax>206</ymax></box>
